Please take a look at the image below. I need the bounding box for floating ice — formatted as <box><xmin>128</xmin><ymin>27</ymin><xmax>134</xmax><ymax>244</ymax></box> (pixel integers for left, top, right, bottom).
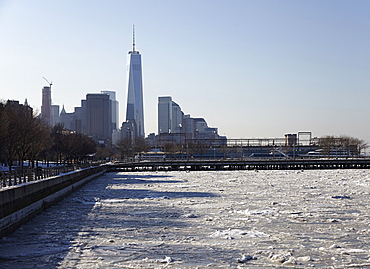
<box><xmin>210</xmin><ymin>229</ymin><xmax>268</xmax><ymax>238</ymax></box>
<box><xmin>297</xmin><ymin>256</ymin><xmax>312</xmax><ymax>262</ymax></box>
<box><xmin>143</xmin><ymin>256</ymin><xmax>173</xmax><ymax>263</ymax></box>
<box><xmin>237</xmin><ymin>254</ymin><xmax>257</xmax><ymax>263</ymax></box>
<box><xmin>181</xmin><ymin>213</ymin><xmax>197</xmax><ymax>218</ymax></box>
<box><xmin>329</xmin><ymin>244</ymin><xmax>342</xmax><ymax>249</ymax></box>
<box><xmin>235</xmin><ymin>208</ymin><xmax>277</xmax><ymax>216</ymax></box>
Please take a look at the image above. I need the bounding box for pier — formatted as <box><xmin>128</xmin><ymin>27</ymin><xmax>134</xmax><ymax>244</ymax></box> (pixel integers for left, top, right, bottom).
<box><xmin>109</xmin><ymin>158</ymin><xmax>370</xmax><ymax>172</ymax></box>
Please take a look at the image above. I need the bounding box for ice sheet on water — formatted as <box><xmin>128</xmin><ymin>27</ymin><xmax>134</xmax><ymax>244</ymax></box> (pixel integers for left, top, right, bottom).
<box><xmin>173</xmin><ymin>184</ymin><xmax>200</xmax><ymax>188</ymax></box>
<box><xmin>234</xmin><ymin>208</ymin><xmax>277</xmax><ymax>216</ymax></box>
<box><xmin>3</xmin><ymin>169</ymin><xmax>370</xmax><ymax>268</ymax></box>
<box><xmin>210</xmin><ymin>229</ymin><xmax>269</xmax><ymax>238</ymax></box>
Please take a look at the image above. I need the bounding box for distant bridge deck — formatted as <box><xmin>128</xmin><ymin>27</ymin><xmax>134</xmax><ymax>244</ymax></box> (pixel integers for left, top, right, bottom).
<box><xmin>108</xmin><ymin>158</ymin><xmax>370</xmax><ymax>172</ymax></box>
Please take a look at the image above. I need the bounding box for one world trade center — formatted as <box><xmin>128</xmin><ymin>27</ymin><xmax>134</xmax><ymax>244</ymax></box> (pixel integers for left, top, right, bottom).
<box><xmin>125</xmin><ymin>26</ymin><xmax>145</xmax><ymax>138</ymax></box>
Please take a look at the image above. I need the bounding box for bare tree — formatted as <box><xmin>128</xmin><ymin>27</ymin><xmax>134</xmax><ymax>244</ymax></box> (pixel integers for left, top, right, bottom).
<box><xmin>24</xmin><ymin>117</ymin><xmax>52</xmax><ymax>168</ymax></box>
<box><xmin>318</xmin><ymin>135</ymin><xmax>337</xmax><ymax>158</ymax></box>
<box><xmin>50</xmin><ymin>124</ymin><xmax>97</xmax><ymax>164</ymax></box>
<box><xmin>320</xmin><ymin>135</ymin><xmax>369</xmax><ymax>157</ymax></box>
<box><xmin>339</xmin><ymin>135</ymin><xmax>353</xmax><ymax>156</ymax></box>
<box><xmin>13</xmin><ymin>109</ymin><xmax>52</xmax><ymax>169</ymax></box>
<box><xmin>134</xmin><ymin>137</ymin><xmax>149</xmax><ymax>161</ymax></box>
<box><xmin>163</xmin><ymin>142</ymin><xmax>178</xmax><ymax>159</ymax></box>
<box><xmin>95</xmin><ymin>147</ymin><xmax>112</xmax><ymax>161</ymax></box>
<box><xmin>2</xmin><ymin>103</ymin><xmax>25</xmax><ymax>173</ymax></box>
<box><xmin>75</xmin><ymin>134</ymin><xmax>96</xmax><ymax>163</ymax></box>
<box><xmin>50</xmin><ymin>123</ymin><xmax>65</xmax><ymax>165</ymax></box>
<box><xmin>185</xmin><ymin>141</ymin><xmax>195</xmax><ymax>159</ymax></box>
<box><xmin>194</xmin><ymin>141</ymin><xmax>208</xmax><ymax>158</ymax></box>
<box><xmin>349</xmin><ymin>137</ymin><xmax>369</xmax><ymax>156</ymax></box>
<box><xmin>26</xmin><ymin>118</ymin><xmax>53</xmax><ymax>167</ymax></box>
<box><xmin>115</xmin><ymin>138</ymin><xmax>133</xmax><ymax>160</ymax></box>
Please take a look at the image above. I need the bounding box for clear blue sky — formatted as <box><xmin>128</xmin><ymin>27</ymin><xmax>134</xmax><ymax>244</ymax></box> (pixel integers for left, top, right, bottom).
<box><xmin>1</xmin><ymin>0</ymin><xmax>370</xmax><ymax>143</ymax></box>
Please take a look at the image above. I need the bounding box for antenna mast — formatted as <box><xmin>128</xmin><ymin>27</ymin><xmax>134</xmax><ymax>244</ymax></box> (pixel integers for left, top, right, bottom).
<box><xmin>132</xmin><ymin>24</ymin><xmax>136</xmax><ymax>52</ymax></box>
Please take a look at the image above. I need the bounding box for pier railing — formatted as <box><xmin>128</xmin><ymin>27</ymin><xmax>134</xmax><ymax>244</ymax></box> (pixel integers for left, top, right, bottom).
<box><xmin>108</xmin><ymin>158</ymin><xmax>370</xmax><ymax>172</ymax></box>
<box><xmin>0</xmin><ymin>163</ymin><xmax>100</xmax><ymax>189</ymax></box>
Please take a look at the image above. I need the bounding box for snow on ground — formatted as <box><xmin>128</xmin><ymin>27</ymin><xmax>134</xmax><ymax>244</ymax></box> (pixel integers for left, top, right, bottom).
<box><xmin>1</xmin><ymin>169</ymin><xmax>370</xmax><ymax>268</ymax></box>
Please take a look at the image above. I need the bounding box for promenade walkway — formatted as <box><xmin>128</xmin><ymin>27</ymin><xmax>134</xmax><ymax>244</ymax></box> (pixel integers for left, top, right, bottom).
<box><xmin>1</xmin><ymin>169</ymin><xmax>370</xmax><ymax>268</ymax></box>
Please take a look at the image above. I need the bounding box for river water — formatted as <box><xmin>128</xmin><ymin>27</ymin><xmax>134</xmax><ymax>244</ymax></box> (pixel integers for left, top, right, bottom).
<box><xmin>1</xmin><ymin>169</ymin><xmax>370</xmax><ymax>268</ymax></box>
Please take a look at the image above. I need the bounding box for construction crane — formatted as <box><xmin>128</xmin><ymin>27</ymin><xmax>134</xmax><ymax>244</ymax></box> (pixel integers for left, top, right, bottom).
<box><xmin>43</xmin><ymin>77</ymin><xmax>53</xmax><ymax>88</ymax></box>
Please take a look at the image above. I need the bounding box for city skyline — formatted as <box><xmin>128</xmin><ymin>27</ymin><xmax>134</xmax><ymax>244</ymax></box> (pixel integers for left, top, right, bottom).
<box><xmin>1</xmin><ymin>1</ymin><xmax>370</xmax><ymax>142</ymax></box>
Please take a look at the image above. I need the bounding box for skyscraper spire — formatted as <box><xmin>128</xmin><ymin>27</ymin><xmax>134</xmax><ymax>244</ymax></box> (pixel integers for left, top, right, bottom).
<box><xmin>132</xmin><ymin>24</ymin><xmax>136</xmax><ymax>52</ymax></box>
<box><xmin>126</xmin><ymin>26</ymin><xmax>144</xmax><ymax>137</ymax></box>
<box><xmin>61</xmin><ymin>104</ymin><xmax>66</xmax><ymax>114</ymax></box>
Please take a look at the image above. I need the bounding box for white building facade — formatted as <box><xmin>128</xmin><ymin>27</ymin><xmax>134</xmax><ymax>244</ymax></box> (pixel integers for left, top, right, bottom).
<box><xmin>158</xmin><ymin>96</ymin><xmax>172</xmax><ymax>133</ymax></box>
<box><xmin>158</xmin><ymin>96</ymin><xmax>184</xmax><ymax>134</ymax></box>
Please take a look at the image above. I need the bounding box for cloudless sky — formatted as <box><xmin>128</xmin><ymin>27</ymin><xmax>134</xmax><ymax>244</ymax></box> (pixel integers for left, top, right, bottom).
<box><xmin>1</xmin><ymin>0</ymin><xmax>370</xmax><ymax>143</ymax></box>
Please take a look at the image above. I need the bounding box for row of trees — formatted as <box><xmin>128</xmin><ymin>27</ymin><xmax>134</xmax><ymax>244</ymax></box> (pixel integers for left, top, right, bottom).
<box><xmin>115</xmin><ymin>138</ymin><xmax>223</xmax><ymax>160</ymax></box>
<box><xmin>318</xmin><ymin>135</ymin><xmax>368</xmax><ymax>157</ymax></box>
<box><xmin>115</xmin><ymin>138</ymin><xmax>230</xmax><ymax>160</ymax></box>
<box><xmin>50</xmin><ymin>124</ymin><xmax>97</xmax><ymax>165</ymax></box>
<box><xmin>113</xmin><ymin>135</ymin><xmax>369</xmax><ymax>160</ymax></box>
<box><xmin>115</xmin><ymin>137</ymin><xmax>149</xmax><ymax>160</ymax></box>
<box><xmin>0</xmin><ymin>101</ymin><xmax>97</xmax><ymax>171</ymax></box>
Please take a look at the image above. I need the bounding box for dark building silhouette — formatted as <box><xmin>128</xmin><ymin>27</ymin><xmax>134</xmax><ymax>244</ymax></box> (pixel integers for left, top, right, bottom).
<box><xmin>86</xmin><ymin>94</ymin><xmax>112</xmax><ymax>147</ymax></box>
<box><xmin>41</xmin><ymin>86</ymin><xmax>51</xmax><ymax>125</ymax></box>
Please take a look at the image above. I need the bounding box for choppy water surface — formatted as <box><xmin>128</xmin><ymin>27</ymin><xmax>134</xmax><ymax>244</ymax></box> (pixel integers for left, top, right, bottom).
<box><xmin>1</xmin><ymin>169</ymin><xmax>370</xmax><ymax>268</ymax></box>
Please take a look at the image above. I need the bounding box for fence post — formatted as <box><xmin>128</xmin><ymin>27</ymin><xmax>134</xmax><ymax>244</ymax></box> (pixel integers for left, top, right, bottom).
<box><xmin>8</xmin><ymin>171</ymin><xmax>12</xmax><ymax>186</ymax></box>
<box><xmin>1</xmin><ymin>172</ymin><xmax>5</xmax><ymax>187</ymax></box>
<box><xmin>36</xmin><ymin>167</ymin><xmax>42</xmax><ymax>180</ymax></box>
<box><xmin>23</xmin><ymin>169</ymin><xmax>27</xmax><ymax>183</ymax></box>
<box><xmin>28</xmin><ymin>168</ymin><xmax>34</xmax><ymax>182</ymax></box>
<box><xmin>13</xmin><ymin>170</ymin><xmax>17</xmax><ymax>186</ymax></box>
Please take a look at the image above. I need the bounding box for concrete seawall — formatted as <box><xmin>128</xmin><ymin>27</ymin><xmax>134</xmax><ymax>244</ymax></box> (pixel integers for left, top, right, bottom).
<box><xmin>0</xmin><ymin>165</ymin><xmax>106</xmax><ymax>238</ymax></box>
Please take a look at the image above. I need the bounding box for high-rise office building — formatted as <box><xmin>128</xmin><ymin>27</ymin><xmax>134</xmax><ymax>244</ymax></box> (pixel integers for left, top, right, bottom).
<box><xmin>158</xmin><ymin>96</ymin><xmax>224</xmax><ymax>143</ymax></box>
<box><xmin>74</xmin><ymin>100</ymin><xmax>87</xmax><ymax>134</ymax></box>
<box><xmin>158</xmin><ymin>96</ymin><xmax>172</xmax><ymax>134</ymax></box>
<box><xmin>101</xmin><ymin>90</ymin><xmax>119</xmax><ymax>131</ymax></box>
<box><xmin>51</xmin><ymin>105</ymin><xmax>60</xmax><ymax>126</ymax></box>
<box><xmin>158</xmin><ymin>96</ymin><xmax>184</xmax><ymax>134</ymax></box>
<box><xmin>125</xmin><ymin>26</ymin><xmax>145</xmax><ymax>138</ymax></box>
<box><xmin>41</xmin><ymin>86</ymin><xmax>51</xmax><ymax>125</ymax></box>
<box><xmin>172</xmin><ymin>101</ymin><xmax>183</xmax><ymax>133</ymax></box>
<box><xmin>86</xmin><ymin>93</ymin><xmax>112</xmax><ymax>146</ymax></box>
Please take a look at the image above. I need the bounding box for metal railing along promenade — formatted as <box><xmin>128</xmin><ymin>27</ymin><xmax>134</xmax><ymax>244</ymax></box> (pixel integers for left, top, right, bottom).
<box><xmin>0</xmin><ymin>163</ymin><xmax>97</xmax><ymax>189</ymax></box>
